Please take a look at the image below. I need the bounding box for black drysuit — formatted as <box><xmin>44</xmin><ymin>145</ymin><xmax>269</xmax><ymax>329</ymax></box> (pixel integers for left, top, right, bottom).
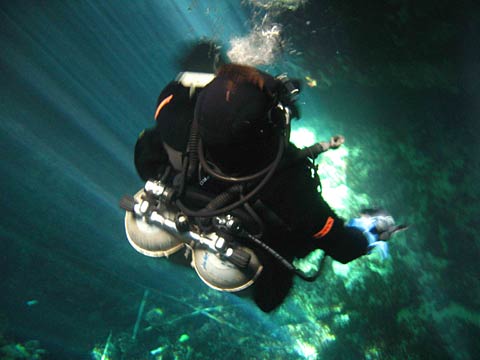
<box><xmin>134</xmin><ymin>80</ymin><xmax>368</xmax><ymax>311</ymax></box>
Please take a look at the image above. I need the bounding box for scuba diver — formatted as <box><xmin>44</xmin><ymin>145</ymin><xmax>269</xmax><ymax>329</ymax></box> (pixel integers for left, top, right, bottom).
<box><xmin>121</xmin><ymin>60</ymin><xmax>406</xmax><ymax>312</ymax></box>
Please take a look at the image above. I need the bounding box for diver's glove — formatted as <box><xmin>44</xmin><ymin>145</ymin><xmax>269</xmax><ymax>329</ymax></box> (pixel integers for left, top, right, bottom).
<box><xmin>347</xmin><ymin>209</ymin><xmax>407</xmax><ymax>260</ymax></box>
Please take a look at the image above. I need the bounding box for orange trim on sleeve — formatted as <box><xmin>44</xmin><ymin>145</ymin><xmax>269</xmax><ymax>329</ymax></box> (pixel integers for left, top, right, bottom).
<box><xmin>154</xmin><ymin>94</ymin><xmax>173</xmax><ymax>120</ymax></box>
<box><xmin>313</xmin><ymin>216</ymin><xmax>334</xmax><ymax>239</ymax></box>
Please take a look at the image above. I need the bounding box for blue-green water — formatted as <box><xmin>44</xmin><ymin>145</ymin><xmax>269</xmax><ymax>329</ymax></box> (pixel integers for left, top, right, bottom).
<box><xmin>1</xmin><ymin>1</ymin><xmax>479</xmax><ymax>359</ymax></box>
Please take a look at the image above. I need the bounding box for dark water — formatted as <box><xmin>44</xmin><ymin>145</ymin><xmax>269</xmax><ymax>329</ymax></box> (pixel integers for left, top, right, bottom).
<box><xmin>1</xmin><ymin>1</ymin><xmax>479</xmax><ymax>359</ymax></box>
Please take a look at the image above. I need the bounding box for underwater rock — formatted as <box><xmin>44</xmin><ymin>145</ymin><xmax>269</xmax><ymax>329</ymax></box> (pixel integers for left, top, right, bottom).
<box><xmin>0</xmin><ymin>340</ymin><xmax>46</xmax><ymax>360</ymax></box>
<box><xmin>145</xmin><ymin>308</ymin><xmax>165</xmax><ymax>327</ymax></box>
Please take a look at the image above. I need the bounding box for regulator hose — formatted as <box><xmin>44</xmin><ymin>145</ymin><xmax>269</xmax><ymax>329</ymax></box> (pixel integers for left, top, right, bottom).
<box><xmin>198</xmin><ymin>136</ymin><xmax>282</xmax><ymax>183</ymax></box>
<box><xmin>241</xmin><ymin>231</ymin><xmax>325</xmax><ymax>282</ymax></box>
<box><xmin>186</xmin><ymin>118</ymin><xmax>200</xmax><ymax>179</ymax></box>
<box><xmin>176</xmin><ymin>138</ymin><xmax>284</xmax><ymax>217</ymax></box>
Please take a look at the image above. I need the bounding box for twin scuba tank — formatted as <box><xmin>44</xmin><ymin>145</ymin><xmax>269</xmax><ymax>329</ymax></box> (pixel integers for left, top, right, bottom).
<box><xmin>121</xmin><ymin>180</ymin><xmax>263</xmax><ymax>292</ymax></box>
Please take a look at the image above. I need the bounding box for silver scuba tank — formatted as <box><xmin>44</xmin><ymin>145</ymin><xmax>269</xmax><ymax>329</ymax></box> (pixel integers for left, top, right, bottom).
<box><xmin>123</xmin><ymin>184</ymin><xmax>262</xmax><ymax>292</ymax></box>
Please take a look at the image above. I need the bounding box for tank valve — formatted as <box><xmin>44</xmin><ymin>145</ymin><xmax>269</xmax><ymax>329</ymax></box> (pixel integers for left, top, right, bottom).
<box><xmin>213</xmin><ymin>215</ymin><xmax>242</xmax><ymax>233</ymax></box>
<box><xmin>175</xmin><ymin>214</ymin><xmax>190</xmax><ymax>233</ymax></box>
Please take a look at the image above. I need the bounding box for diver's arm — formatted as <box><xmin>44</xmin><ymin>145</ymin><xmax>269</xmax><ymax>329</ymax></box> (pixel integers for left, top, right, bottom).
<box><xmin>260</xmin><ymin>149</ymin><xmax>371</xmax><ymax>264</ymax></box>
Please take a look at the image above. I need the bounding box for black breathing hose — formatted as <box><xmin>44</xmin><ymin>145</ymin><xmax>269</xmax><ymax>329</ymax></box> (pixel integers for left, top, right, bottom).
<box><xmin>176</xmin><ymin>118</ymin><xmax>201</xmax><ymax>198</ymax></box>
<box><xmin>186</xmin><ymin>119</ymin><xmax>200</xmax><ymax>179</ymax></box>
<box><xmin>198</xmin><ymin>138</ymin><xmax>275</xmax><ymax>183</ymax></box>
<box><xmin>204</xmin><ymin>185</ymin><xmax>243</xmax><ymax>211</ymax></box>
<box><xmin>242</xmin><ymin>201</ymin><xmax>265</xmax><ymax>238</ymax></box>
<box><xmin>176</xmin><ymin>137</ymin><xmax>285</xmax><ymax>217</ymax></box>
<box><xmin>241</xmin><ymin>231</ymin><xmax>325</xmax><ymax>282</ymax></box>
<box><xmin>177</xmin><ymin>158</ymin><xmax>189</xmax><ymax>198</ymax></box>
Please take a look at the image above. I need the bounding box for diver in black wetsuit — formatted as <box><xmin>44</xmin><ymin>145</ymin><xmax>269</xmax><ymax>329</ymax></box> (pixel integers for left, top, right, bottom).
<box><xmin>130</xmin><ymin>63</ymin><xmax>404</xmax><ymax>312</ymax></box>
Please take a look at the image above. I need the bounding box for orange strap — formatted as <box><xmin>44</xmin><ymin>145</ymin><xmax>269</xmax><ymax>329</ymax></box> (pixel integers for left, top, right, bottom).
<box><xmin>154</xmin><ymin>94</ymin><xmax>173</xmax><ymax>120</ymax></box>
<box><xmin>313</xmin><ymin>216</ymin><xmax>334</xmax><ymax>239</ymax></box>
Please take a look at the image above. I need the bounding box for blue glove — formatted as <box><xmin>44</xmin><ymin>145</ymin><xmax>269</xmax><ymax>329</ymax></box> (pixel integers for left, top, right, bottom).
<box><xmin>347</xmin><ymin>209</ymin><xmax>398</xmax><ymax>260</ymax></box>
